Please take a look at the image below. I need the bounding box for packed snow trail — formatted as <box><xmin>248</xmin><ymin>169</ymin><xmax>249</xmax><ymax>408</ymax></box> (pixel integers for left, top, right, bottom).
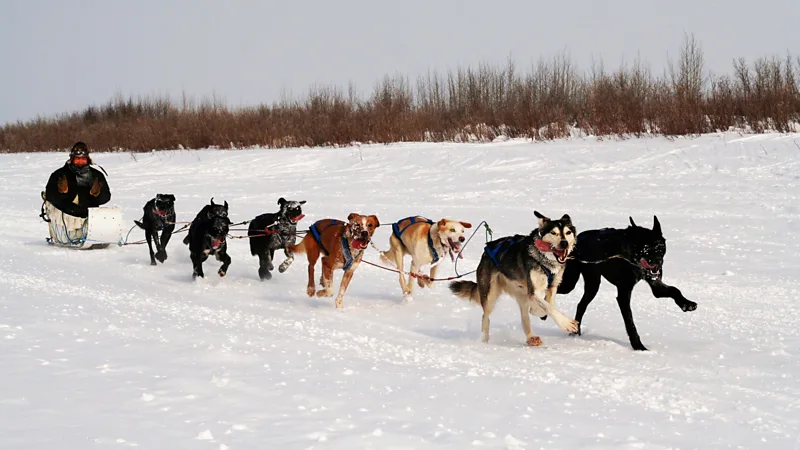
<box><xmin>1</xmin><ymin>133</ymin><xmax>799</xmax><ymax>449</ymax></box>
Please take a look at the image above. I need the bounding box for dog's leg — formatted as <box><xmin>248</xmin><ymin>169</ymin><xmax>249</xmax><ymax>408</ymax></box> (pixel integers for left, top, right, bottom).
<box><xmin>191</xmin><ymin>252</ymin><xmax>205</xmax><ymax>279</ymax></box>
<box><xmin>573</xmin><ymin>268</ymin><xmax>602</xmax><ymax>336</ymax></box>
<box><xmin>382</xmin><ymin>238</ymin><xmax>409</xmax><ymax>298</ymax></box>
<box><xmin>144</xmin><ymin>230</ymin><xmax>157</xmax><ymax>266</ymax></box>
<box><xmin>646</xmin><ymin>278</ymin><xmax>697</xmax><ymax>312</ymax></box>
<box><xmin>529</xmin><ymin>284</ymin><xmax>578</xmax><ymax>334</ymax></box>
<box><xmin>477</xmin><ymin>269</ymin><xmax>499</xmax><ymax>343</ymax></box>
<box><xmin>157</xmin><ymin>225</ymin><xmax>174</xmax><ymax>263</ymax></box>
<box><xmin>268</xmin><ymin>249</ymin><xmax>276</xmax><ymax>271</ymax></box>
<box><xmin>217</xmin><ymin>247</ymin><xmax>232</xmax><ymax>277</ymax></box>
<box><xmin>334</xmin><ymin>267</ymin><xmax>358</xmax><ymax>309</ymax></box>
<box><xmin>407</xmin><ymin>260</ymin><xmax>420</xmax><ymax>298</ymax></box>
<box><xmin>278</xmin><ymin>247</ymin><xmax>294</xmax><ymax>273</ymax></box>
<box><xmin>518</xmin><ymin>301</ymin><xmax>542</xmax><ymax>347</ymax></box>
<box><xmin>423</xmin><ymin>264</ymin><xmax>438</xmax><ymax>289</ymax></box>
<box><xmin>257</xmin><ymin>250</ymin><xmax>273</xmax><ymax>281</ymax></box>
<box><xmin>316</xmin><ymin>257</ymin><xmax>335</xmax><ymax>297</ymax></box>
<box><xmin>615</xmin><ymin>283</ymin><xmax>647</xmax><ymax>351</ymax></box>
<box><xmin>305</xmin><ymin>250</ymin><xmax>319</xmax><ymax>297</ymax></box>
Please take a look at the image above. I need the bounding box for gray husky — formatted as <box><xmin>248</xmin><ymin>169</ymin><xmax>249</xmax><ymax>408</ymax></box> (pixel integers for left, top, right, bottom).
<box><xmin>450</xmin><ymin>211</ymin><xmax>579</xmax><ymax>346</ymax></box>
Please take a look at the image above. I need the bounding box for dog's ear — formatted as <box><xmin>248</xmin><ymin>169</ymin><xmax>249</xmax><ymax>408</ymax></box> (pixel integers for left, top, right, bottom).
<box><xmin>210</xmin><ymin>197</ymin><xmax>216</xmax><ymax>206</ymax></box>
<box><xmin>299</xmin><ymin>200</ymin><xmax>307</xmax><ymax>205</ymax></box>
<box><xmin>347</xmin><ymin>213</ymin><xmax>357</xmax><ymax>222</ymax></box>
<box><xmin>653</xmin><ymin>215</ymin><xmax>662</xmax><ymax>236</ymax></box>
<box><xmin>369</xmin><ymin>215</ymin><xmax>380</xmax><ymax>228</ymax></box>
<box><xmin>167</xmin><ymin>194</ymin><xmax>175</xmax><ymax>202</ymax></box>
<box><xmin>459</xmin><ymin>221</ymin><xmax>472</xmax><ymax>228</ymax></box>
<box><xmin>224</xmin><ymin>200</ymin><xmax>229</xmax><ymax>210</ymax></box>
<box><xmin>629</xmin><ymin>216</ymin><xmax>637</xmax><ymax>228</ymax></box>
<box><xmin>534</xmin><ymin>210</ymin><xmax>549</xmax><ymax>229</ymax></box>
<box><xmin>277</xmin><ymin>197</ymin><xmax>286</xmax><ymax>206</ymax></box>
<box><xmin>560</xmin><ymin>214</ymin><xmax>571</xmax><ymax>224</ymax></box>
<box><xmin>438</xmin><ymin>218</ymin><xmax>448</xmax><ymax>228</ymax></box>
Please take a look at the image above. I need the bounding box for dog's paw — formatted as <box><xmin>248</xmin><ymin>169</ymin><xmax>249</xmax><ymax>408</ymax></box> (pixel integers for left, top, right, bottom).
<box><xmin>632</xmin><ymin>342</ymin><xmax>649</xmax><ymax>351</ymax></box>
<box><xmin>155</xmin><ymin>251</ymin><xmax>167</xmax><ymax>263</ymax></box>
<box><xmin>278</xmin><ymin>260</ymin><xmax>292</xmax><ymax>273</ymax></box>
<box><xmin>260</xmin><ymin>271</ymin><xmax>272</xmax><ymax>281</ymax></box>
<box><xmin>680</xmin><ymin>300</ymin><xmax>698</xmax><ymax>312</ymax></box>
<box><xmin>561</xmin><ymin>318</ymin><xmax>579</xmax><ymax>334</ymax></box>
<box><xmin>150</xmin><ymin>260</ymin><xmax>157</xmax><ymax>266</ymax></box>
<box><xmin>306</xmin><ymin>286</ymin><xmax>315</xmax><ymax>297</ymax></box>
<box><xmin>526</xmin><ymin>336</ymin><xmax>543</xmax><ymax>347</ymax></box>
<box><xmin>335</xmin><ymin>297</ymin><xmax>344</xmax><ymax>309</ymax></box>
<box><xmin>193</xmin><ymin>272</ymin><xmax>204</xmax><ymax>279</ymax></box>
<box><xmin>316</xmin><ymin>289</ymin><xmax>333</xmax><ymax>298</ymax></box>
<box><xmin>267</xmin><ymin>262</ymin><xmax>275</xmax><ymax>271</ymax></box>
<box><xmin>402</xmin><ymin>292</ymin><xmax>413</xmax><ymax>303</ymax></box>
<box><xmin>218</xmin><ymin>269</ymin><xmax>226</xmax><ymax>277</ymax></box>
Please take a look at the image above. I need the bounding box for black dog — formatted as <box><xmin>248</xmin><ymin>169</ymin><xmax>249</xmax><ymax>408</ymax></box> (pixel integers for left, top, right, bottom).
<box><xmin>557</xmin><ymin>216</ymin><xmax>697</xmax><ymax>351</ymax></box>
<box><xmin>184</xmin><ymin>199</ymin><xmax>232</xmax><ymax>279</ymax></box>
<box><xmin>248</xmin><ymin>198</ymin><xmax>306</xmax><ymax>280</ymax></box>
<box><xmin>134</xmin><ymin>194</ymin><xmax>176</xmax><ymax>265</ymax></box>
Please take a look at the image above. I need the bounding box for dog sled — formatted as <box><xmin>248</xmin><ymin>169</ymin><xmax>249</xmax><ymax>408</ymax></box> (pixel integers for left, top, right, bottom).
<box><xmin>40</xmin><ymin>192</ymin><xmax>124</xmax><ymax>250</ymax></box>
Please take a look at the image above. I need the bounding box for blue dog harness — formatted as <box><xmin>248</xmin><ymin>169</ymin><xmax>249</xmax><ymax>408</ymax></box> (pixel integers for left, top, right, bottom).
<box><xmin>485</xmin><ymin>235</ymin><xmax>554</xmax><ymax>287</ymax></box>
<box><xmin>392</xmin><ymin>216</ymin><xmax>439</xmax><ymax>263</ymax></box>
<box><xmin>340</xmin><ymin>235</ymin><xmax>364</xmax><ymax>271</ymax></box>
<box><xmin>309</xmin><ymin>219</ymin><xmax>345</xmax><ymax>256</ymax></box>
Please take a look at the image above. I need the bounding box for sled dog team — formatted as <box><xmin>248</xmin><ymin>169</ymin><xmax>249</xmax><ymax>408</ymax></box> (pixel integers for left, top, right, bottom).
<box><xmin>136</xmin><ymin>194</ymin><xmax>697</xmax><ymax>351</ymax></box>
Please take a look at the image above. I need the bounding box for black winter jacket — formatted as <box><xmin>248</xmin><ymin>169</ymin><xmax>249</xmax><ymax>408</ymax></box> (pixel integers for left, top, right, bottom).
<box><xmin>45</xmin><ymin>163</ymin><xmax>111</xmax><ymax>218</ymax></box>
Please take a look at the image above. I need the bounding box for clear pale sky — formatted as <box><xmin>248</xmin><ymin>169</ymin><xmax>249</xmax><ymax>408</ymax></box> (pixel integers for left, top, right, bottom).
<box><xmin>1</xmin><ymin>0</ymin><xmax>797</xmax><ymax>125</ymax></box>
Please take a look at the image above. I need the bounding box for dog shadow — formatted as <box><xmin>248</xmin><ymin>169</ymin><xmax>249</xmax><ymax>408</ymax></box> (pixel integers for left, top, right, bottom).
<box><xmin>572</xmin><ymin>329</ymin><xmax>632</xmax><ymax>348</ymax></box>
<box><xmin>414</xmin><ymin>321</ymin><xmax>575</xmax><ymax>348</ymax></box>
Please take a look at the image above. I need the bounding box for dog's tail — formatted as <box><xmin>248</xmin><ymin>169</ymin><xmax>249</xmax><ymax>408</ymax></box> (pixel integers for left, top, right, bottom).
<box><xmin>285</xmin><ymin>238</ymin><xmax>307</xmax><ymax>256</ymax></box>
<box><xmin>379</xmin><ymin>250</ymin><xmax>394</xmax><ymax>266</ymax></box>
<box><xmin>134</xmin><ymin>220</ymin><xmax>145</xmax><ymax>230</ymax></box>
<box><xmin>449</xmin><ymin>280</ymin><xmax>480</xmax><ymax>304</ymax></box>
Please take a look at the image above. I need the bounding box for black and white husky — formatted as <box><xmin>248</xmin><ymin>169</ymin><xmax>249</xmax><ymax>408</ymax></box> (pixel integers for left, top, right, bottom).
<box><xmin>450</xmin><ymin>211</ymin><xmax>579</xmax><ymax>347</ymax></box>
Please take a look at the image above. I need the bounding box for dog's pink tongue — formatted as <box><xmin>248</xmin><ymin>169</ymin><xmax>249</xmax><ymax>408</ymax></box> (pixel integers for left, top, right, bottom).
<box><xmin>534</xmin><ymin>239</ymin><xmax>553</xmax><ymax>253</ymax></box>
<box><xmin>352</xmin><ymin>239</ymin><xmax>367</xmax><ymax>250</ymax></box>
<box><xmin>212</xmin><ymin>238</ymin><xmax>223</xmax><ymax>248</ymax></box>
<box><xmin>291</xmin><ymin>214</ymin><xmax>305</xmax><ymax>223</ymax></box>
<box><xmin>640</xmin><ymin>259</ymin><xmax>657</xmax><ymax>270</ymax></box>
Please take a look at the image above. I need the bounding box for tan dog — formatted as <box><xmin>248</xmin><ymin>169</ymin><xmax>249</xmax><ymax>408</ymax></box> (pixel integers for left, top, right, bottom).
<box><xmin>286</xmin><ymin>213</ymin><xmax>380</xmax><ymax>308</ymax></box>
<box><xmin>380</xmin><ymin>216</ymin><xmax>472</xmax><ymax>300</ymax></box>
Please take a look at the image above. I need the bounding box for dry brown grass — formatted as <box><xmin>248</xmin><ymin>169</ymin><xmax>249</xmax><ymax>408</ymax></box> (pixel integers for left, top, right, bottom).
<box><xmin>2</xmin><ymin>34</ymin><xmax>799</xmax><ymax>153</ymax></box>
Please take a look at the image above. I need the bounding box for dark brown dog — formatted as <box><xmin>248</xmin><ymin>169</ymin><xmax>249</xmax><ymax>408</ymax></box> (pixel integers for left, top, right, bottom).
<box><xmin>286</xmin><ymin>213</ymin><xmax>380</xmax><ymax>308</ymax></box>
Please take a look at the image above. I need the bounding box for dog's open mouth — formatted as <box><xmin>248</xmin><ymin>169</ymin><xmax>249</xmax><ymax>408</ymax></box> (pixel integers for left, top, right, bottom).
<box><xmin>289</xmin><ymin>214</ymin><xmax>305</xmax><ymax>224</ymax></box>
<box><xmin>535</xmin><ymin>239</ymin><xmax>568</xmax><ymax>263</ymax></box>
<box><xmin>640</xmin><ymin>259</ymin><xmax>660</xmax><ymax>276</ymax></box>
<box><xmin>153</xmin><ymin>209</ymin><xmax>168</xmax><ymax>217</ymax></box>
<box><xmin>351</xmin><ymin>238</ymin><xmax>368</xmax><ymax>250</ymax></box>
<box><xmin>553</xmin><ymin>248</ymin><xmax>568</xmax><ymax>264</ymax></box>
<box><xmin>447</xmin><ymin>238</ymin><xmax>464</xmax><ymax>261</ymax></box>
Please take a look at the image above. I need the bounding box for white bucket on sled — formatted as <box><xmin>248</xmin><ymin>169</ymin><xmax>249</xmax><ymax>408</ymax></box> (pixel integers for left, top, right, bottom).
<box><xmin>84</xmin><ymin>206</ymin><xmax>124</xmax><ymax>248</ymax></box>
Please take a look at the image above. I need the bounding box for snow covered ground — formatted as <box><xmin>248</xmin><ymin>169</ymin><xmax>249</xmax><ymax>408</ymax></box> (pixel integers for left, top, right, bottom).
<box><xmin>1</xmin><ymin>133</ymin><xmax>799</xmax><ymax>449</ymax></box>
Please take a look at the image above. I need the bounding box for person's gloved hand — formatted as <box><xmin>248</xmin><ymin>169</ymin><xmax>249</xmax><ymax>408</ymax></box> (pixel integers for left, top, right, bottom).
<box><xmin>58</xmin><ymin>175</ymin><xmax>69</xmax><ymax>194</ymax></box>
<box><xmin>90</xmin><ymin>178</ymin><xmax>103</xmax><ymax>197</ymax></box>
